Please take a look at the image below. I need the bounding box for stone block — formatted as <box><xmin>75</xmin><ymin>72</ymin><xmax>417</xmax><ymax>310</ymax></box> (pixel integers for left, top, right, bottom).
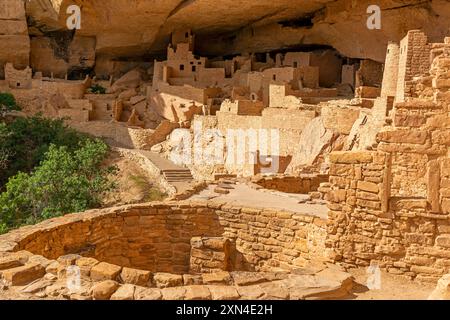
<box><xmin>376</xmin><ymin>129</ymin><xmax>428</xmax><ymax>144</ymax></box>
<box><xmin>357</xmin><ymin>181</ymin><xmax>379</xmax><ymax>194</ymax></box>
<box><xmin>110</xmin><ymin>284</ymin><xmax>135</xmax><ymax>300</ymax></box>
<box><xmin>1</xmin><ymin>263</ymin><xmax>46</xmax><ymax>286</ymax></box>
<box><xmin>90</xmin><ymin>262</ymin><xmax>122</xmax><ymax>281</ymax></box>
<box><xmin>329</xmin><ymin>152</ymin><xmax>373</xmax><ymax>164</ymax></box>
<box><xmin>120</xmin><ymin>267</ymin><xmax>151</xmax><ymax>286</ymax></box>
<box><xmin>202</xmin><ymin>271</ymin><xmax>232</xmax><ymax>285</ymax></box>
<box><xmin>436</xmin><ymin>235</ymin><xmax>450</xmax><ymax>248</ymax></box>
<box><xmin>208</xmin><ymin>285</ymin><xmax>240</xmax><ymax>300</ymax></box>
<box><xmin>153</xmin><ymin>273</ymin><xmax>183</xmax><ymax>288</ymax></box>
<box><xmin>184</xmin><ymin>285</ymin><xmax>211</xmax><ymax>300</ymax></box>
<box><xmin>91</xmin><ymin>280</ymin><xmax>119</xmax><ymax>300</ymax></box>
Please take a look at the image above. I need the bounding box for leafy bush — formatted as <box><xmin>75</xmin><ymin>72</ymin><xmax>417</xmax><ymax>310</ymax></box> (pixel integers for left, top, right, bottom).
<box><xmin>0</xmin><ymin>93</ymin><xmax>21</xmax><ymax>118</ymax></box>
<box><xmin>0</xmin><ymin>139</ymin><xmax>117</xmax><ymax>233</ymax></box>
<box><xmin>88</xmin><ymin>84</ymin><xmax>106</xmax><ymax>94</ymax></box>
<box><xmin>0</xmin><ymin>115</ymin><xmax>89</xmax><ymax>189</ymax></box>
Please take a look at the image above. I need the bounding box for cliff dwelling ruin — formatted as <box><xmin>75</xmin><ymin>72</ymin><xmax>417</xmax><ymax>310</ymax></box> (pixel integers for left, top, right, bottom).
<box><xmin>0</xmin><ymin>0</ymin><xmax>450</xmax><ymax>302</ymax></box>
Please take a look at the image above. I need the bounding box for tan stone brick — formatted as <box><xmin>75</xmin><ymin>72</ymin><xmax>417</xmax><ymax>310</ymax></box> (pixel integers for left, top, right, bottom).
<box><xmin>161</xmin><ymin>287</ymin><xmax>186</xmax><ymax>300</ymax></box>
<box><xmin>357</xmin><ymin>180</ymin><xmax>379</xmax><ymax>193</ymax></box>
<box><xmin>0</xmin><ymin>255</ymin><xmax>23</xmax><ymax>270</ymax></box>
<box><xmin>1</xmin><ymin>263</ymin><xmax>46</xmax><ymax>286</ymax></box>
<box><xmin>120</xmin><ymin>267</ymin><xmax>151</xmax><ymax>286</ymax></box>
<box><xmin>90</xmin><ymin>262</ymin><xmax>122</xmax><ymax>281</ymax></box>
<box><xmin>202</xmin><ymin>271</ymin><xmax>232</xmax><ymax>285</ymax></box>
<box><xmin>134</xmin><ymin>287</ymin><xmax>162</xmax><ymax>300</ymax></box>
<box><xmin>91</xmin><ymin>280</ymin><xmax>119</xmax><ymax>300</ymax></box>
<box><xmin>329</xmin><ymin>151</ymin><xmax>373</xmax><ymax>164</ymax></box>
<box><xmin>110</xmin><ymin>284</ymin><xmax>135</xmax><ymax>300</ymax></box>
<box><xmin>435</xmin><ymin>234</ymin><xmax>450</xmax><ymax>248</ymax></box>
<box><xmin>208</xmin><ymin>285</ymin><xmax>240</xmax><ymax>300</ymax></box>
<box><xmin>153</xmin><ymin>272</ymin><xmax>183</xmax><ymax>288</ymax></box>
<box><xmin>184</xmin><ymin>285</ymin><xmax>211</xmax><ymax>300</ymax></box>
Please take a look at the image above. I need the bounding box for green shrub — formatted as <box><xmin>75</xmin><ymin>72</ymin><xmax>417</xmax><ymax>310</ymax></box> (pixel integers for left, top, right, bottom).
<box><xmin>0</xmin><ymin>115</ymin><xmax>89</xmax><ymax>189</ymax></box>
<box><xmin>0</xmin><ymin>93</ymin><xmax>21</xmax><ymax>118</ymax></box>
<box><xmin>88</xmin><ymin>84</ymin><xmax>106</xmax><ymax>94</ymax></box>
<box><xmin>0</xmin><ymin>139</ymin><xmax>117</xmax><ymax>233</ymax></box>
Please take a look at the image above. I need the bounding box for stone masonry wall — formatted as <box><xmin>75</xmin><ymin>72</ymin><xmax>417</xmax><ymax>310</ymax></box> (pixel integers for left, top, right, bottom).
<box><xmin>252</xmin><ymin>174</ymin><xmax>328</xmax><ymax>194</ymax></box>
<box><xmin>0</xmin><ymin>201</ymin><xmax>326</xmax><ymax>275</ymax></box>
<box><xmin>326</xmin><ymin>38</ymin><xmax>450</xmax><ymax>282</ymax></box>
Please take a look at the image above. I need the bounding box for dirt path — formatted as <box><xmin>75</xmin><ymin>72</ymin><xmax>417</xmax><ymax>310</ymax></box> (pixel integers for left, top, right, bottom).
<box><xmin>347</xmin><ymin>268</ymin><xmax>435</xmax><ymax>300</ymax></box>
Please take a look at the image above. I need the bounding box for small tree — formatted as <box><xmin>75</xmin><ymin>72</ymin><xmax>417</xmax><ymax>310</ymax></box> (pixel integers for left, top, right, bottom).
<box><xmin>0</xmin><ymin>139</ymin><xmax>118</xmax><ymax>232</ymax></box>
<box><xmin>0</xmin><ymin>93</ymin><xmax>21</xmax><ymax>119</ymax></box>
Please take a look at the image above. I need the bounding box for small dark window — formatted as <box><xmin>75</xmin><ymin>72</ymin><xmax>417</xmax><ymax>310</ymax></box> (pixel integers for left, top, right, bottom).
<box><xmin>16</xmin><ymin>82</ymin><xmax>20</xmax><ymax>87</ymax></box>
<box><xmin>190</xmin><ymin>61</ymin><xmax>194</xmax><ymax>64</ymax></box>
<box><xmin>192</xmin><ymin>66</ymin><xmax>196</xmax><ymax>72</ymax></box>
<box><xmin>273</xmin><ymin>75</ymin><xmax>276</xmax><ymax>81</ymax></box>
<box><xmin>180</xmin><ymin>64</ymin><xmax>184</xmax><ymax>71</ymax></box>
<box><xmin>185</xmin><ymin>32</ymin><xmax>189</xmax><ymax>38</ymax></box>
<box><xmin>198</xmin><ymin>61</ymin><xmax>201</xmax><ymax>65</ymax></box>
<box><xmin>293</xmin><ymin>62</ymin><xmax>298</xmax><ymax>68</ymax></box>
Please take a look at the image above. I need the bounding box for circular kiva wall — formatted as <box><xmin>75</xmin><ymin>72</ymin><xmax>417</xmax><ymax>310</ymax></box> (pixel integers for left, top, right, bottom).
<box><xmin>0</xmin><ymin>201</ymin><xmax>327</xmax><ymax>274</ymax></box>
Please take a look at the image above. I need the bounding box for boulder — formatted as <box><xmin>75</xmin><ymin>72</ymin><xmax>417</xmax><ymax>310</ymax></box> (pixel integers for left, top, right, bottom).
<box><xmin>120</xmin><ymin>267</ymin><xmax>151</xmax><ymax>286</ymax></box>
<box><xmin>0</xmin><ymin>263</ymin><xmax>46</xmax><ymax>286</ymax></box>
<box><xmin>153</xmin><ymin>273</ymin><xmax>183</xmax><ymax>288</ymax></box>
<box><xmin>108</xmin><ymin>68</ymin><xmax>144</xmax><ymax>93</ymax></box>
<box><xmin>428</xmin><ymin>274</ymin><xmax>450</xmax><ymax>300</ymax></box>
<box><xmin>91</xmin><ymin>280</ymin><xmax>120</xmax><ymax>300</ymax></box>
<box><xmin>110</xmin><ymin>284</ymin><xmax>136</xmax><ymax>300</ymax></box>
<box><xmin>90</xmin><ymin>262</ymin><xmax>122</xmax><ymax>281</ymax></box>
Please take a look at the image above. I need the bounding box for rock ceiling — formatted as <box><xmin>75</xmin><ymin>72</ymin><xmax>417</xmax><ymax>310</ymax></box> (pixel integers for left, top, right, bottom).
<box><xmin>23</xmin><ymin>0</ymin><xmax>450</xmax><ymax>62</ymax></box>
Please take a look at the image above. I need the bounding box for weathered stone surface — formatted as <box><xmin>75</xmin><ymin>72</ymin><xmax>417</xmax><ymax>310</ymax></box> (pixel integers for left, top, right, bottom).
<box><xmin>202</xmin><ymin>271</ymin><xmax>232</xmax><ymax>285</ymax></box>
<box><xmin>153</xmin><ymin>273</ymin><xmax>183</xmax><ymax>288</ymax></box>
<box><xmin>184</xmin><ymin>285</ymin><xmax>211</xmax><ymax>300</ymax></box>
<box><xmin>90</xmin><ymin>262</ymin><xmax>122</xmax><ymax>281</ymax></box>
<box><xmin>110</xmin><ymin>284</ymin><xmax>136</xmax><ymax>300</ymax></box>
<box><xmin>329</xmin><ymin>152</ymin><xmax>373</xmax><ymax>164</ymax></box>
<box><xmin>0</xmin><ymin>255</ymin><xmax>23</xmax><ymax>270</ymax></box>
<box><xmin>208</xmin><ymin>286</ymin><xmax>240</xmax><ymax>300</ymax></box>
<box><xmin>237</xmin><ymin>285</ymin><xmax>265</xmax><ymax>300</ymax></box>
<box><xmin>91</xmin><ymin>280</ymin><xmax>120</xmax><ymax>300</ymax></box>
<box><xmin>76</xmin><ymin>257</ymin><xmax>99</xmax><ymax>277</ymax></box>
<box><xmin>1</xmin><ymin>263</ymin><xmax>46</xmax><ymax>286</ymax></box>
<box><xmin>161</xmin><ymin>287</ymin><xmax>186</xmax><ymax>300</ymax></box>
<box><xmin>120</xmin><ymin>267</ymin><xmax>151</xmax><ymax>286</ymax></box>
<box><xmin>134</xmin><ymin>287</ymin><xmax>163</xmax><ymax>300</ymax></box>
<box><xmin>231</xmin><ymin>272</ymin><xmax>267</xmax><ymax>286</ymax></box>
<box><xmin>428</xmin><ymin>274</ymin><xmax>450</xmax><ymax>300</ymax></box>
<box><xmin>21</xmin><ymin>278</ymin><xmax>55</xmax><ymax>294</ymax></box>
<box><xmin>436</xmin><ymin>235</ymin><xmax>450</xmax><ymax>248</ymax></box>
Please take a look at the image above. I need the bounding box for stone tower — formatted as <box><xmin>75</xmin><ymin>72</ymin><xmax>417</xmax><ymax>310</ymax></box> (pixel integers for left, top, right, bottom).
<box><xmin>380</xmin><ymin>42</ymin><xmax>399</xmax><ymax>98</ymax></box>
<box><xmin>395</xmin><ymin>30</ymin><xmax>431</xmax><ymax>102</ymax></box>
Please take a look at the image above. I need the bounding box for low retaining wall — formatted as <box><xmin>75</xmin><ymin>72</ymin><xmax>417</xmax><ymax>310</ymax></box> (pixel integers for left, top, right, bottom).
<box><xmin>0</xmin><ymin>201</ymin><xmax>327</xmax><ymax>274</ymax></box>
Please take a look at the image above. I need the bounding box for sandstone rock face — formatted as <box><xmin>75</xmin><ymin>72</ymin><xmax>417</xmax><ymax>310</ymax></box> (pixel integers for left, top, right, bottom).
<box><xmin>428</xmin><ymin>274</ymin><xmax>450</xmax><ymax>300</ymax></box>
<box><xmin>286</xmin><ymin>117</ymin><xmax>336</xmax><ymax>173</ymax></box>
<box><xmin>16</xmin><ymin>0</ymin><xmax>450</xmax><ymax>77</ymax></box>
<box><xmin>0</xmin><ymin>0</ymin><xmax>30</xmax><ymax>77</ymax></box>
